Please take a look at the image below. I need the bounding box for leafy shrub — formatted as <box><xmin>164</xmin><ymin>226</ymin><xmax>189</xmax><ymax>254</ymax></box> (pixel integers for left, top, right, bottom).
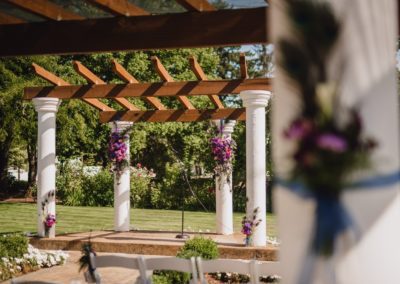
<box><xmin>177</xmin><ymin>236</ymin><xmax>219</xmax><ymax>260</ymax></box>
<box><xmin>81</xmin><ymin>170</ymin><xmax>113</xmax><ymax>207</ymax></box>
<box><xmin>154</xmin><ymin>237</ymin><xmax>218</xmax><ymax>284</ymax></box>
<box><xmin>56</xmin><ymin>160</ymin><xmax>85</xmax><ymax>206</ymax></box>
<box><xmin>130</xmin><ymin>164</ymin><xmax>156</xmax><ymax>208</ymax></box>
<box><xmin>0</xmin><ymin>234</ymin><xmax>28</xmax><ymax>258</ymax></box>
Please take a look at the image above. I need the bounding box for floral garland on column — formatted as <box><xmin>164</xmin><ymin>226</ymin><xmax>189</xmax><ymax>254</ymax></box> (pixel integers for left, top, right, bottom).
<box><xmin>278</xmin><ymin>0</ymin><xmax>376</xmax><ymax>256</ymax></box>
<box><xmin>108</xmin><ymin>124</ymin><xmax>130</xmax><ymax>181</ymax></box>
<box><xmin>210</xmin><ymin>126</ymin><xmax>236</xmax><ymax>186</ymax></box>
<box><xmin>41</xmin><ymin>190</ymin><xmax>56</xmax><ymax>237</ymax></box>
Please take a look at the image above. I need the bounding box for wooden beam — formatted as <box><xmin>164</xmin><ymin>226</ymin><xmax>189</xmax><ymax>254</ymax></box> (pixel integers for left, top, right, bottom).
<box><xmin>112</xmin><ymin>60</ymin><xmax>166</xmax><ymax>110</ymax></box>
<box><xmin>86</xmin><ymin>0</ymin><xmax>149</xmax><ymax>16</ymax></box>
<box><xmin>5</xmin><ymin>0</ymin><xmax>84</xmax><ymax>20</ymax></box>
<box><xmin>189</xmin><ymin>56</ymin><xmax>224</xmax><ymax>109</ymax></box>
<box><xmin>0</xmin><ymin>8</ymin><xmax>268</xmax><ymax>57</ymax></box>
<box><xmin>175</xmin><ymin>0</ymin><xmax>216</xmax><ymax>12</ymax></box>
<box><xmin>99</xmin><ymin>108</ymin><xmax>246</xmax><ymax>123</ymax></box>
<box><xmin>73</xmin><ymin>61</ymin><xmax>139</xmax><ymax>111</ymax></box>
<box><xmin>151</xmin><ymin>56</ymin><xmax>195</xmax><ymax>110</ymax></box>
<box><xmin>0</xmin><ymin>11</ymin><xmax>25</xmax><ymax>24</ymax></box>
<box><xmin>239</xmin><ymin>53</ymin><xmax>248</xmax><ymax>79</ymax></box>
<box><xmin>24</xmin><ymin>78</ymin><xmax>271</xmax><ymax>100</ymax></box>
<box><xmin>32</xmin><ymin>63</ymin><xmax>114</xmax><ymax>112</ymax></box>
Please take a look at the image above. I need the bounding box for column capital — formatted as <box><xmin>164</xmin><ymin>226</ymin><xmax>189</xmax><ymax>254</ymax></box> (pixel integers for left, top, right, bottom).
<box><xmin>33</xmin><ymin>98</ymin><xmax>60</xmax><ymax>113</ymax></box>
<box><xmin>110</xmin><ymin>121</ymin><xmax>133</xmax><ymax>132</ymax></box>
<box><xmin>240</xmin><ymin>90</ymin><xmax>271</xmax><ymax>108</ymax></box>
<box><xmin>222</xmin><ymin>120</ymin><xmax>236</xmax><ymax>135</ymax></box>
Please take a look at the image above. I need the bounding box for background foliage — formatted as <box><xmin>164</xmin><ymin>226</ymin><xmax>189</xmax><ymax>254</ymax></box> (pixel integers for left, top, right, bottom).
<box><xmin>0</xmin><ymin>0</ymin><xmax>274</xmax><ymax>213</ymax></box>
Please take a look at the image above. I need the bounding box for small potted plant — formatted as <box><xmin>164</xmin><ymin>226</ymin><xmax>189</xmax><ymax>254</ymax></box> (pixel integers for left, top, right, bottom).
<box><xmin>241</xmin><ymin>208</ymin><xmax>261</xmax><ymax>246</ymax></box>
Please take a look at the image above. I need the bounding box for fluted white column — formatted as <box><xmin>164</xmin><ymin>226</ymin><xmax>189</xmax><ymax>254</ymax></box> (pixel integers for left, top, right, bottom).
<box><xmin>216</xmin><ymin>120</ymin><xmax>236</xmax><ymax>235</ymax></box>
<box><xmin>111</xmin><ymin>121</ymin><xmax>133</xmax><ymax>231</ymax></box>
<box><xmin>33</xmin><ymin>98</ymin><xmax>60</xmax><ymax>238</ymax></box>
<box><xmin>240</xmin><ymin>90</ymin><xmax>271</xmax><ymax>246</ymax></box>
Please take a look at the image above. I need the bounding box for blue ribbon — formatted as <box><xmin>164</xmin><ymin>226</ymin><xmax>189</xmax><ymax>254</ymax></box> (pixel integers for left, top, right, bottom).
<box><xmin>275</xmin><ymin>171</ymin><xmax>400</xmax><ymax>255</ymax></box>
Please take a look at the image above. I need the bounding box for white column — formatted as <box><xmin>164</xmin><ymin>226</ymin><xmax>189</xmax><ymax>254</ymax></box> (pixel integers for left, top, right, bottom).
<box><xmin>240</xmin><ymin>90</ymin><xmax>271</xmax><ymax>246</ymax></box>
<box><xmin>111</xmin><ymin>121</ymin><xmax>133</xmax><ymax>231</ymax></box>
<box><xmin>216</xmin><ymin>120</ymin><xmax>236</xmax><ymax>235</ymax></box>
<box><xmin>33</xmin><ymin>98</ymin><xmax>60</xmax><ymax>238</ymax></box>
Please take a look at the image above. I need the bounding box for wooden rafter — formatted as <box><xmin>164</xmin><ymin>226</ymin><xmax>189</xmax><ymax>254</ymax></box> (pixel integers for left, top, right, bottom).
<box><xmin>73</xmin><ymin>61</ymin><xmax>139</xmax><ymax>111</ymax></box>
<box><xmin>111</xmin><ymin>60</ymin><xmax>166</xmax><ymax>110</ymax></box>
<box><xmin>99</xmin><ymin>108</ymin><xmax>246</xmax><ymax>123</ymax></box>
<box><xmin>175</xmin><ymin>0</ymin><xmax>216</xmax><ymax>11</ymax></box>
<box><xmin>239</xmin><ymin>53</ymin><xmax>249</xmax><ymax>79</ymax></box>
<box><xmin>5</xmin><ymin>0</ymin><xmax>84</xmax><ymax>20</ymax></box>
<box><xmin>189</xmin><ymin>56</ymin><xmax>224</xmax><ymax>109</ymax></box>
<box><xmin>151</xmin><ymin>56</ymin><xmax>195</xmax><ymax>110</ymax></box>
<box><xmin>24</xmin><ymin>78</ymin><xmax>271</xmax><ymax>100</ymax></box>
<box><xmin>32</xmin><ymin>63</ymin><xmax>114</xmax><ymax>112</ymax></box>
<box><xmin>86</xmin><ymin>0</ymin><xmax>149</xmax><ymax>16</ymax></box>
<box><xmin>0</xmin><ymin>11</ymin><xmax>25</xmax><ymax>24</ymax></box>
<box><xmin>0</xmin><ymin>7</ymin><xmax>268</xmax><ymax>57</ymax></box>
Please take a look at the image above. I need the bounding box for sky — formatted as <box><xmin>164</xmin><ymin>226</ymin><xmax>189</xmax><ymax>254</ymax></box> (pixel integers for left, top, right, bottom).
<box><xmin>224</xmin><ymin>0</ymin><xmax>267</xmax><ymax>8</ymax></box>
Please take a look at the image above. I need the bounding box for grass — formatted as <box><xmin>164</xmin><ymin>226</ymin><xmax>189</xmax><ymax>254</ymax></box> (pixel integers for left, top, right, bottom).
<box><xmin>0</xmin><ymin>203</ymin><xmax>276</xmax><ymax>237</ymax></box>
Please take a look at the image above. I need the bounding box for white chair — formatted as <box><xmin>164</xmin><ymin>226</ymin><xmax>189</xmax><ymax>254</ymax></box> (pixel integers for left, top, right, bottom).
<box><xmin>89</xmin><ymin>253</ymin><xmax>144</xmax><ymax>284</ymax></box>
<box><xmin>252</xmin><ymin>261</ymin><xmax>281</xmax><ymax>284</ymax></box>
<box><xmin>137</xmin><ymin>256</ymin><xmax>198</xmax><ymax>284</ymax></box>
<box><xmin>196</xmin><ymin>257</ymin><xmax>257</xmax><ymax>284</ymax></box>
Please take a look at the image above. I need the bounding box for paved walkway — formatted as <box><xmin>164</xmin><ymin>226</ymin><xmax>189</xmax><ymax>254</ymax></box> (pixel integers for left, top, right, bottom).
<box><xmin>4</xmin><ymin>251</ymin><xmax>142</xmax><ymax>284</ymax></box>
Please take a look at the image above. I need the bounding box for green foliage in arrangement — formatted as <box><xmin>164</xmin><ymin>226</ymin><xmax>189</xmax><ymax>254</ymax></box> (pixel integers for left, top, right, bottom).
<box><xmin>153</xmin><ymin>237</ymin><xmax>219</xmax><ymax>284</ymax></box>
<box><xmin>0</xmin><ymin>234</ymin><xmax>28</xmax><ymax>258</ymax></box>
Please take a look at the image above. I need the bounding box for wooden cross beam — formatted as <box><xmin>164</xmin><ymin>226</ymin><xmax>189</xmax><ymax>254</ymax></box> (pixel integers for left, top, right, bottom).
<box><xmin>111</xmin><ymin>59</ymin><xmax>166</xmax><ymax>110</ymax></box>
<box><xmin>176</xmin><ymin>0</ymin><xmax>216</xmax><ymax>12</ymax></box>
<box><xmin>240</xmin><ymin>53</ymin><xmax>249</xmax><ymax>79</ymax></box>
<box><xmin>99</xmin><ymin>108</ymin><xmax>246</xmax><ymax>123</ymax></box>
<box><xmin>0</xmin><ymin>11</ymin><xmax>25</xmax><ymax>24</ymax></box>
<box><xmin>151</xmin><ymin>56</ymin><xmax>195</xmax><ymax>110</ymax></box>
<box><xmin>5</xmin><ymin>0</ymin><xmax>84</xmax><ymax>20</ymax></box>
<box><xmin>24</xmin><ymin>78</ymin><xmax>271</xmax><ymax>100</ymax></box>
<box><xmin>73</xmin><ymin>61</ymin><xmax>139</xmax><ymax>111</ymax></box>
<box><xmin>32</xmin><ymin>63</ymin><xmax>114</xmax><ymax>112</ymax></box>
<box><xmin>0</xmin><ymin>7</ymin><xmax>268</xmax><ymax>57</ymax></box>
<box><xmin>86</xmin><ymin>0</ymin><xmax>149</xmax><ymax>16</ymax></box>
<box><xmin>189</xmin><ymin>56</ymin><xmax>224</xmax><ymax>109</ymax></box>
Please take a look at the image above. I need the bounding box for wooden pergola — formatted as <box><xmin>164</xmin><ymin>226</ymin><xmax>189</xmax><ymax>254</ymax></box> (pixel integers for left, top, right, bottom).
<box><xmin>0</xmin><ymin>0</ymin><xmax>268</xmax><ymax>57</ymax></box>
<box><xmin>24</xmin><ymin>54</ymin><xmax>271</xmax><ymax>123</ymax></box>
<box><xmin>0</xmin><ymin>0</ymin><xmax>272</xmax><ymax>244</ymax></box>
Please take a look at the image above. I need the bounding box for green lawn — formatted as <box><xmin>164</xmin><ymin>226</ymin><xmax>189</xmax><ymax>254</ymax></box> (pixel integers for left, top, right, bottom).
<box><xmin>0</xmin><ymin>203</ymin><xmax>276</xmax><ymax>237</ymax></box>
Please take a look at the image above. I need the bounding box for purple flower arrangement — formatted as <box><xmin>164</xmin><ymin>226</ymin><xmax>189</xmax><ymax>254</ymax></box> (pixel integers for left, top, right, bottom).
<box><xmin>210</xmin><ymin>135</ymin><xmax>236</xmax><ymax>184</ymax></box>
<box><xmin>44</xmin><ymin>214</ymin><xmax>56</xmax><ymax>228</ymax></box>
<box><xmin>41</xmin><ymin>190</ymin><xmax>56</xmax><ymax>235</ymax></box>
<box><xmin>241</xmin><ymin>208</ymin><xmax>261</xmax><ymax>246</ymax></box>
<box><xmin>108</xmin><ymin>130</ymin><xmax>129</xmax><ymax>179</ymax></box>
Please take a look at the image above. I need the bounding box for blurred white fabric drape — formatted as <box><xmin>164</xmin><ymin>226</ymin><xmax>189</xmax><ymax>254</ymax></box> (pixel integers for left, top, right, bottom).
<box><xmin>271</xmin><ymin>0</ymin><xmax>400</xmax><ymax>283</ymax></box>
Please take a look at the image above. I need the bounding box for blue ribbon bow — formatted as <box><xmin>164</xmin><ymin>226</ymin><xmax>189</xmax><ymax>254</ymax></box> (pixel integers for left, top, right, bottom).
<box><xmin>275</xmin><ymin>171</ymin><xmax>400</xmax><ymax>256</ymax></box>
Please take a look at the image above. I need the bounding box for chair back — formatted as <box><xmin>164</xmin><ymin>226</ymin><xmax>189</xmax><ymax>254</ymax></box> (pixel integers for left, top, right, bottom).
<box><xmin>138</xmin><ymin>256</ymin><xmax>198</xmax><ymax>284</ymax></box>
<box><xmin>252</xmin><ymin>261</ymin><xmax>281</xmax><ymax>284</ymax></box>
<box><xmin>89</xmin><ymin>252</ymin><xmax>145</xmax><ymax>284</ymax></box>
<box><xmin>196</xmin><ymin>257</ymin><xmax>256</xmax><ymax>284</ymax></box>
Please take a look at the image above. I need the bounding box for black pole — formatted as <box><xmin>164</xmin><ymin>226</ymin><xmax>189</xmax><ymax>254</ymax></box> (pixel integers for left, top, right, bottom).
<box><xmin>176</xmin><ymin>170</ymin><xmax>190</xmax><ymax>239</ymax></box>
